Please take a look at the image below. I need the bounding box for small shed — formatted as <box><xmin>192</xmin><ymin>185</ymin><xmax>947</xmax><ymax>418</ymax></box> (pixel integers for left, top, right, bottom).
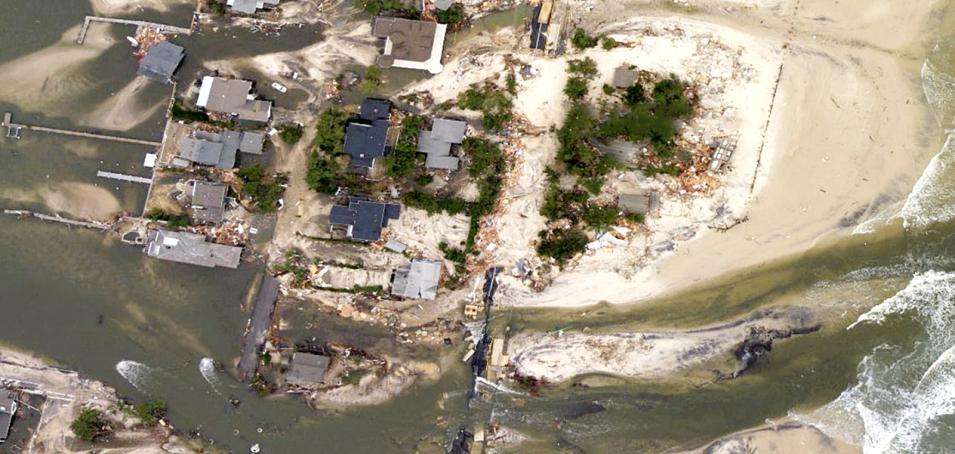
<box><xmin>613</xmin><ymin>68</ymin><xmax>639</xmax><ymax>88</ymax></box>
<box><xmin>286</xmin><ymin>353</ymin><xmax>330</xmax><ymax>387</ymax></box>
<box><xmin>391</xmin><ymin>258</ymin><xmax>442</xmax><ymax>300</ymax></box>
<box><xmin>618</xmin><ymin>192</ymin><xmax>649</xmax><ymax>215</ymax></box>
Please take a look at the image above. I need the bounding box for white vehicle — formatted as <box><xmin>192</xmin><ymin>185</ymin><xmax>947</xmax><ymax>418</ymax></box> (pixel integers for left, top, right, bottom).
<box><xmin>271</xmin><ymin>82</ymin><xmax>287</xmax><ymax>93</ymax></box>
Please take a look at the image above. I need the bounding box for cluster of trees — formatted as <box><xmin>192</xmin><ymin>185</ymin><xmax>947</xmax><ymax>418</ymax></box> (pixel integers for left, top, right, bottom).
<box><xmin>564</xmin><ymin>57</ymin><xmax>598</xmax><ymax>100</ymax></box>
<box><xmin>599</xmin><ymin>76</ymin><xmax>693</xmax><ymax>157</ymax></box>
<box><xmin>457</xmin><ymin>84</ymin><xmax>513</xmax><ymax>132</ymax></box>
<box><xmin>385</xmin><ymin>115</ymin><xmax>425</xmax><ymax>178</ymax></box>
<box><xmin>306</xmin><ymin>107</ymin><xmax>352</xmax><ymax>194</ymax></box>
<box><xmin>359</xmin><ymin>66</ymin><xmax>382</xmax><ymax>93</ymax></box>
<box><xmin>436</xmin><ymin>3</ymin><xmax>466</xmax><ymax>26</ymax></box>
<box><xmin>236</xmin><ymin>164</ymin><xmax>288</xmax><ymax>213</ymax></box>
<box><xmin>71</xmin><ymin>400</ymin><xmax>166</xmax><ymax>443</ymax></box>
<box><xmin>354</xmin><ymin>0</ymin><xmax>414</xmax><ymax>16</ymax></box>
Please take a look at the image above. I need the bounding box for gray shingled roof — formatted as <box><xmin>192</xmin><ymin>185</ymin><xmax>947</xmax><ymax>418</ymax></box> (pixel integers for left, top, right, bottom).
<box><xmin>198</xmin><ymin>77</ymin><xmax>272</xmax><ymax>123</ymax></box>
<box><xmin>144</xmin><ymin>230</ymin><xmax>242</xmax><ymax>268</ymax></box>
<box><xmin>344</xmin><ymin>123</ymin><xmax>389</xmax><ymax>169</ymax></box>
<box><xmin>285</xmin><ymin>353</ymin><xmax>330</xmax><ymax>387</ymax></box>
<box><xmin>618</xmin><ymin>193</ymin><xmax>649</xmax><ymax>215</ymax></box>
<box><xmin>191</xmin><ymin>182</ymin><xmax>227</xmax><ymax>224</ymax></box>
<box><xmin>229</xmin><ymin>0</ymin><xmax>278</xmax><ymax>14</ymax></box>
<box><xmin>138</xmin><ymin>41</ymin><xmax>184</xmax><ymax>83</ymax></box>
<box><xmin>613</xmin><ymin>68</ymin><xmax>639</xmax><ymax>88</ymax></box>
<box><xmin>431</xmin><ymin>118</ymin><xmax>466</xmax><ymax>144</ymax></box>
<box><xmin>391</xmin><ymin>259</ymin><xmax>442</xmax><ymax>300</ymax></box>
<box><xmin>360</xmin><ymin>98</ymin><xmax>392</xmax><ymax>124</ymax></box>
<box><xmin>239</xmin><ymin>132</ymin><xmax>265</xmax><ymax>154</ymax></box>
<box><xmin>425</xmin><ymin>154</ymin><xmax>459</xmax><ymax>170</ymax></box>
<box><xmin>179</xmin><ymin>137</ymin><xmax>236</xmax><ymax>170</ymax></box>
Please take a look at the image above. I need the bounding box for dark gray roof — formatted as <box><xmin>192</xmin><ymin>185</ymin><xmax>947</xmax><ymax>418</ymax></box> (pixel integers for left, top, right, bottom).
<box><xmin>360</xmin><ymin>98</ymin><xmax>392</xmax><ymax>123</ymax></box>
<box><xmin>138</xmin><ymin>41</ymin><xmax>184</xmax><ymax>83</ymax></box>
<box><xmin>431</xmin><ymin>118</ymin><xmax>466</xmax><ymax>144</ymax></box>
<box><xmin>179</xmin><ymin>137</ymin><xmax>236</xmax><ymax>169</ymax></box>
<box><xmin>391</xmin><ymin>259</ymin><xmax>442</xmax><ymax>300</ymax></box>
<box><xmin>286</xmin><ymin>353</ymin><xmax>329</xmax><ymax>387</ymax></box>
<box><xmin>613</xmin><ymin>68</ymin><xmax>639</xmax><ymax>88</ymax></box>
<box><xmin>144</xmin><ymin>230</ymin><xmax>242</xmax><ymax>268</ymax></box>
<box><xmin>239</xmin><ymin>132</ymin><xmax>265</xmax><ymax>154</ymax></box>
<box><xmin>344</xmin><ymin>123</ymin><xmax>389</xmax><ymax>169</ymax></box>
<box><xmin>425</xmin><ymin>154</ymin><xmax>459</xmax><ymax>170</ymax></box>
<box><xmin>417</xmin><ymin>131</ymin><xmax>452</xmax><ymax>156</ymax></box>
<box><xmin>191</xmin><ymin>182</ymin><xmax>227</xmax><ymax>224</ymax></box>
<box><xmin>0</xmin><ymin>392</ymin><xmax>15</xmax><ymax>442</ymax></box>
<box><xmin>329</xmin><ymin>199</ymin><xmax>401</xmax><ymax>242</ymax></box>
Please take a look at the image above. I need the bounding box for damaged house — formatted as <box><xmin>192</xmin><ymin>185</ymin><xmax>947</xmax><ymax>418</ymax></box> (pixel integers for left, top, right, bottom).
<box><xmin>391</xmin><ymin>258</ymin><xmax>442</xmax><ymax>300</ymax></box>
<box><xmin>227</xmin><ymin>0</ymin><xmax>278</xmax><ymax>14</ymax></box>
<box><xmin>173</xmin><ymin>130</ymin><xmax>265</xmax><ymax>169</ymax></box>
<box><xmin>285</xmin><ymin>353</ymin><xmax>330</xmax><ymax>388</ymax></box>
<box><xmin>138</xmin><ymin>41</ymin><xmax>184</xmax><ymax>84</ymax></box>
<box><xmin>328</xmin><ymin>197</ymin><xmax>401</xmax><ymax>242</ymax></box>
<box><xmin>189</xmin><ymin>181</ymin><xmax>228</xmax><ymax>225</ymax></box>
<box><xmin>196</xmin><ymin>76</ymin><xmax>272</xmax><ymax>124</ymax></box>
<box><xmin>144</xmin><ymin>230</ymin><xmax>242</xmax><ymax>269</ymax></box>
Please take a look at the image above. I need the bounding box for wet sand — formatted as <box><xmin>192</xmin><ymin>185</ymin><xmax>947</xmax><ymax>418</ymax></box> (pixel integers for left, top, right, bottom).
<box><xmin>1</xmin><ymin>182</ymin><xmax>124</xmax><ymax>221</ymax></box>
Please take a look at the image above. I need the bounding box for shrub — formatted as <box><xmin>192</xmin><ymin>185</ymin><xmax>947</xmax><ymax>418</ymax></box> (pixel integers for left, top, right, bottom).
<box><xmin>579</xmin><ymin>176</ymin><xmax>605</xmax><ymax>195</ymax></box>
<box><xmin>145</xmin><ymin>209</ymin><xmax>189</xmax><ymax>228</ymax></box>
<box><xmin>279</xmin><ymin>123</ymin><xmax>304</xmax><ymax>144</ymax></box>
<box><xmin>602</xmin><ymin>84</ymin><xmax>615</xmax><ymax>96</ymax></box>
<box><xmin>313</xmin><ymin>107</ymin><xmax>351</xmax><ymax>156</ymax></box>
<box><xmin>238</xmin><ymin>164</ymin><xmax>288</xmax><ymax>213</ymax></box>
<box><xmin>462</xmin><ymin>137</ymin><xmax>504</xmax><ymax>177</ymax></box>
<box><xmin>567</xmin><ymin>57</ymin><xmax>598</xmax><ymax>77</ymax></box>
<box><xmin>601</xmin><ymin>36</ymin><xmax>616</xmax><ymax>50</ymax></box>
<box><xmin>416</xmin><ymin>174</ymin><xmax>434</xmax><ymax>186</ymax></box>
<box><xmin>564</xmin><ymin>77</ymin><xmax>589</xmax><ymax>99</ymax></box>
<box><xmin>359</xmin><ymin>66</ymin><xmax>382</xmax><ymax>93</ymax></box>
<box><xmin>402</xmin><ymin>191</ymin><xmax>469</xmax><ymax>215</ymax></box>
<box><xmin>600</xmin><ymin>76</ymin><xmax>692</xmax><ymax>151</ymax></box>
<box><xmin>457</xmin><ymin>85</ymin><xmax>513</xmax><ymax>132</ymax></box>
<box><xmin>170</xmin><ymin>101</ymin><xmax>209</xmax><ymax>123</ymax></box>
<box><xmin>623</xmin><ymin>83</ymin><xmax>647</xmax><ymax>106</ymax></box>
<box><xmin>437</xmin><ymin>3</ymin><xmax>465</xmax><ymax>24</ymax></box>
<box><xmin>582</xmin><ymin>204</ymin><xmax>618</xmax><ymax>230</ymax></box>
<box><xmin>571</xmin><ymin>28</ymin><xmax>597</xmax><ymax>49</ymax></box>
<box><xmin>71</xmin><ymin>408</ymin><xmax>105</xmax><ymax>442</ymax></box>
<box><xmin>306</xmin><ymin>152</ymin><xmax>341</xmax><ymax>194</ymax></box>
<box><xmin>134</xmin><ymin>399</ymin><xmax>166</xmax><ymax>425</ymax></box>
<box><xmin>386</xmin><ymin>115</ymin><xmax>425</xmax><ymax>177</ymax></box>
<box><xmin>537</xmin><ymin>229</ymin><xmax>588</xmax><ymax>262</ymax></box>
<box><xmin>505</xmin><ymin>73</ymin><xmax>517</xmax><ymax>96</ymax></box>
<box><xmin>444</xmin><ymin>247</ymin><xmax>466</xmax><ymax>262</ymax></box>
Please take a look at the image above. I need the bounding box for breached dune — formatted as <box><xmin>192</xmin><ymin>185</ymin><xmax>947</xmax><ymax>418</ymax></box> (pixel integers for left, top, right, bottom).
<box><xmin>0</xmin><ymin>182</ymin><xmax>124</xmax><ymax>221</ymax></box>
<box><xmin>89</xmin><ymin>0</ymin><xmax>193</xmax><ymax>16</ymax></box>
<box><xmin>80</xmin><ymin>76</ymin><xmax>166</xmax><ymax>132</ymax></box>
<box><xmin>0</xmin><ymin>23</ymin><xmax>115</xmax><ymax>116</ymax></box>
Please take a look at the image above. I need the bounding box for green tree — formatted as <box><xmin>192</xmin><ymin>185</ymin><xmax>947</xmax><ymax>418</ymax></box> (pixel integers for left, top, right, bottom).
<box><xmin>306</xmin><ymin>152</ymin><xmax>341</xmax><ymax>194</ymax></box>
<box><xmin>582</xmin><ymin>204</ymin><xmax>618</xmax><ymax>230</ymax></box>
<box><xmin>623</xmin><ymin>83</ymin><xmax>647</xmax><ymax>106</ymax></box>
<box><xmin>567</xmin><ymin>57</ymin><xmax>598</xmax><ymax>77</ymax></box>
<box><xmin>564</xmin><ymin>77</ymin><xmax>589</xmax><ymax>99</ymax></box>
<box><xmin>571</xmin><ymin>28</ymin><xmax>596</xmax><ymax>49</ymax></box>
<box><xmin>601</xmin><ymin>36</ymin><xmax>616</xmax><ymax>50</ymax></box>
<box><xmin>279</xmin><ymin>123</ymin><xmax>304</xmax><ymax>144</ymax></box>
<box><xmin>537</xmin><ymin>229</ymin><xmax>589</xmax><ymax>262</ymax></box>
<box><xmin>71</xmin><ymin>408</ymin><xmax>105</xmax><ymax>442</ymax></box>
<box><xmin>134</xmin><ymin>399</ymin><xmax>166</xmax><ymax>425</ymax></box>
<box><xmin>436</xmin><ymin>3</ymin><xmax>465</xmax><ymax>24</ymax></box>
<box><xmin>313</xmin><ymin>107</ymin><xmax>351</xmax><ymax>156</ymax></box>
<box><xmin>462</xmin><ymin>138</ymin><xmax>504</xmax><ymax>177</ymax></box>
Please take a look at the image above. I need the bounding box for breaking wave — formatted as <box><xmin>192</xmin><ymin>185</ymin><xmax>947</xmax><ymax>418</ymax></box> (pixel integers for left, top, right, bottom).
<box><xmin>115</xmin><ymin>359</ymin><xmax>156</xmax><ymax>393</ymax></box>
<box><xmin>199</xmin><ymin>357</ymin><xmax>222</xmax><ymax>395</ymax></box>
<box><xmin>794</xmin><ymin>271</ymin><xmax>955</xmax><ymax>453</ymax></box>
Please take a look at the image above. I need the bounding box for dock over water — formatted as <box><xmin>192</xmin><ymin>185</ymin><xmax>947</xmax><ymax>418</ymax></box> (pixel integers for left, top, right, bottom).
<box><xmin>96</xmin><ymin>171</ymin><xmax>152</xmax><ymax>185</ymax></box>
<box><xmin>77</xmin><ymin>16</ymin><xmax>192</xmax><ymax>44</ymax></box>
<box><xmin>2</xmin><ymin>112</ymin><xmax>161</xmax><ymax>147</ymax></box>
<box><xmin>238</xmin><ymin>276</ymin><xmax>280</xmax><ymax>382</ymax></box>
<box><xmin>3</xmin><ymin>210</ymin><xmax>110</xmax><ymax>231</ymax></box>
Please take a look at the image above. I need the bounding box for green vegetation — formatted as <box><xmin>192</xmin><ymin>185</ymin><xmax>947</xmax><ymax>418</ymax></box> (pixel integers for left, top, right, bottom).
<box><xmin>134</xmin><ymin>399</ymin><xmax>166</xmax><ymax>425</ymax></box>
<box><xmin>360</xmin><ymin>66</ymin><xmax>382</xmax><ymax>93</ymax></box>
<box><xmin>602</xmin><ymin>83</ymin><xmax>615</xmax><ymax>96</ymax></box>
<box><xmin>439</xmin><ymin>241</ymin><xmax>467</xmax><ymax>263</ymax></box>
<box><xmin>279</xmin><ymin>123</ymin><xmax>304</xmax><ymax>144</ymax></box>
<box><xmin>601</xmin><ymin>36</ymin><xmax>616</xmax><ymax>50</ymax></box>
<box><xmin>436</xmin><ymin>3</ymin><xmax>465</xmax><ymax>25</ymax></box>
<box><xmin>237</xmin><ymin>164</ymin><xmax>288</xmax><ymax>213</ymax></box>
<box><xmin>386</xmin><ymin>115</ymin><xmax>425</xmax><ymax>177</ymax></box>
<box><xmin>463</xmin><ymin>137</ymin><xmax>504</xmax><ymax>177</ymax></box>
<box><xmin>170</xmin><ymin>101</ymin><xmax>210</xmax><ymax>123</ymax></box>
<box><xmin>564</xmin><ymin>77</ymin><xmax>589</xmax><ymax>99</ymax></box>
<box><xmin>540</xmin><ymin>185</ymin><xmax>588</xmax><ymax>223</ymax></box>
<box><xmin>416</xmin><ymin>174</ymin><xmax>434</xmax><ymax>186</ymax></box>
<box><xmin>145</xmin><ymin>209</ymin><xmax>189</xmax><ymax>228</ymax></box>
<box><xmin>572</xmin><ymin>28</ymin><xmax>597</xmax><ymax>49</ymax></box>
<box><xmin>402</xmin><ymin>190</ymin><xmax>469</xmax><ymax>215</ymax></box>
<box><xmin>505</xmin><ymin>73</ymin><xmax>517</xmax><ymax>96</ymax></box>
<box><xmin>579</xmin><ymin>176</ymin><xmax>605</xmax><ymax>195</ymax></box>
<box><xmin>536</xmin><ymin>229</ymin><xmax>588</xmax><ymax>263</ymax></box>
<box><xmin>598</xmin><ymin>75</ymin><xmax>692</xmax><ymax>153</ymax></box>
<box><xmin>557</xmin><ymin>103</ymin><xmax>615</xmax><ymax>178</ymax></box>
<box><xmin>567</xmin><ymin>57</ymin><xmax>598</xmax><ymax>77</ymax></box>
<box><xmin>581</xmin><ymin>204</ymin><xmax>619</xmax><ymax>231</ymax></box>
<box><xmin>71</xmin><ymin>408</ymin><xmax>105</xmax><ymax>442</ymax></box>
<box><xmin>457</xmin><ymin>84</ymin><xmax>513</xmax><ymax>132</ymax></box>
<box><xmin>307</xmin><ymin>107</ymin><xmax>353</xmax><ymax>194</ymax></box>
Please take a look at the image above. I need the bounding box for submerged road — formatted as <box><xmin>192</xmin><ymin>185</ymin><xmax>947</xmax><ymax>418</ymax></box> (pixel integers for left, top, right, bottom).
<box><xmin>237</xmin><ymin>276</ymin><xmax>279</xmax><ymax>381</ymax></box>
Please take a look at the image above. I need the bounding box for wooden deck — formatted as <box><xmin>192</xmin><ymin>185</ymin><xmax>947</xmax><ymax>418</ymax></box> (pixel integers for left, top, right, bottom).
<box><xmin>77</xmin><ymin>16</ymin><xmax>192</xmax><ymax>44</ymax></box>
<box><xmin>3</xmin><ymin>113</ymin><xmax>161</xmax><ymax>147</ymax></box>
<box><xmin>96</xmin><ymin>171</ymin><xmax>153</xmax><ymax>185</ymax></box>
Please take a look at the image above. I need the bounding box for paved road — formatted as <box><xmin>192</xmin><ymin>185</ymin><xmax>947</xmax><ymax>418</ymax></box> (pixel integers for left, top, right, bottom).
<box><xmin>237</xmin><ymin>276</ymin><xmax>279</xmax><ymax>381</ymax></box>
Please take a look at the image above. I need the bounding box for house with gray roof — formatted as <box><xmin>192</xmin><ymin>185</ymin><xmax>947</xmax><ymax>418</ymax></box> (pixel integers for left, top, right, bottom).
<box><xmin>190</xmin><ymin>181</ymin><xmax>228</xmax><ymax>224</ymax></box>
<box><xmin>329</xmin><ymin>198</ymin><xmax>401</xmax><ymax>242</ymax></box>
<box><xmin>227</xmin><ymin>0</ymin><xmax>278</xmax><ymax>14</ymax></box>
<box><xmin>285</xmin><ymin>353</ymin><xmax>330</xmax><ymax>388</ymax></box>
<box><xmin>371</xmin><ymin>17</ymin><xmax>447</xmax><ymax>74</ymax></box>
<box><xmin>418</xmin><ymin>118</ymin><xmax>466</xmax><ymax>171</ymax></box>
<box><xmin>144</xmin><ymin>230</ymin><xmax>242</xmax><ymax>268</ymax></box>
<box><xmin>360</xmin><ymin>98</ymin><xmax>392</xmax><ymax>126</ymax></box>
<box><xmin>0</xmin><ymin>392</ymin><xmax>16</xmax><ymax>443</ymax></box>
<box><xmin>176</xmin><ymin>130</ymin><xmax>266</xmax><ymax>169</ymax></box>
<box><xmin>138</xmin><ymin>41</ymin><xmax>184</xmax><ymax>84</ymax></box>
<box><xmin>391</xmin><ymin>258</ymin><xmax>442</xmax><ymax>300</ymax></box>
<box><xmin>196</xmin><ymin>76</ymin><xmax>272</xmax><ymax>124</ymax></box>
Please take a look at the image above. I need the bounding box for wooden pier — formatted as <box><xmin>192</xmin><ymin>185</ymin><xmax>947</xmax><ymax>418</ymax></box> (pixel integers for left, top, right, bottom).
<box><xmin>2</xmin><ymin>113</ymin><xmax>161</xmax><ymax>147</ymax></box>
<box><xmin>77</xmin><ymin>16</ymin><xmax>192</xmax><ymax>44</ymax></box>
<box><xmin>3</xmin><ymin>210</ymin><xmax>110</xmax><ymax>230</ymax></box>
<box><xmin>96</xmin><ymin>171</ymin><xmax>153</xmax><ymax>185</ymax></box>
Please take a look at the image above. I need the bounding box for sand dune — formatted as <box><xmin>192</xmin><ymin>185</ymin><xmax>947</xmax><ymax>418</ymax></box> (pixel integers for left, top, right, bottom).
<box><xmin>89</xmin><ymin>0</ymin><xmax>192</xmax><ymax>16</ymax></box>
<box><xmin>80</xmin><ymin>76</ymin><xmax>166</xmax><ymax>132</ymax></box>
<box><xmin>0</xmin><ymin>182</ymin><xmax>123</xmax><ymax>221</ymax></box>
